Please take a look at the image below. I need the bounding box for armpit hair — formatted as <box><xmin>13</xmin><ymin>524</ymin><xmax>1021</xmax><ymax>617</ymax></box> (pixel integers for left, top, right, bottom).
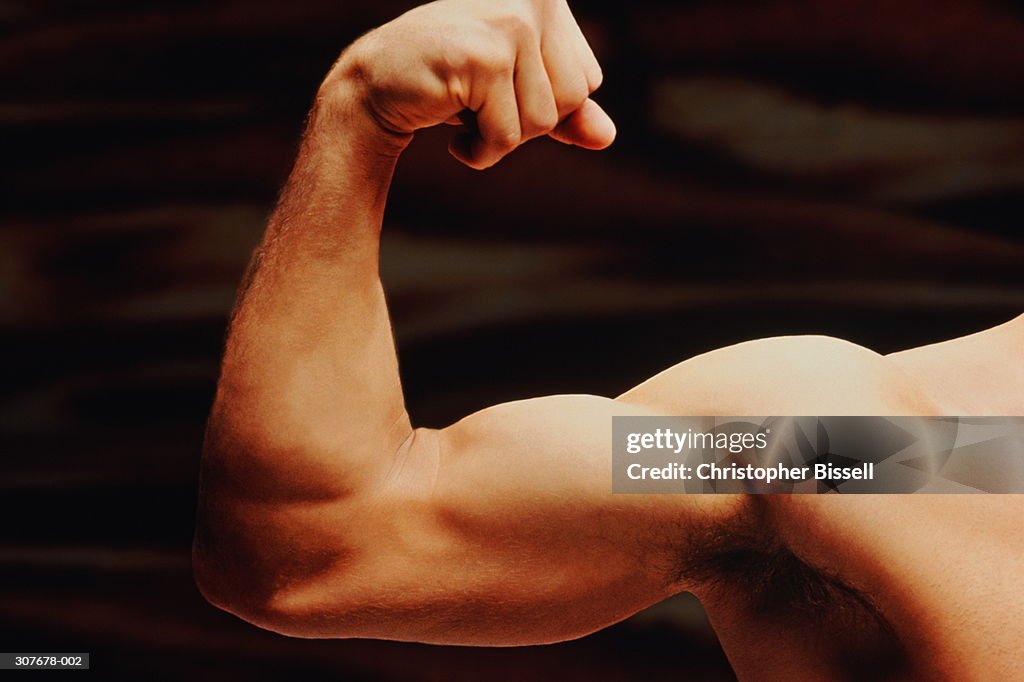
<box><xmin>675</xmin><ymin>510</ymin><xmax>894</xmax><ymax>634</ymax></box>
<box><xmin>679</xmin><ymin>534</ymin><xmax>908</xmax><ymax>680</ymax></box>
<box><xmin>688</xmin><ymin>545</ymin><xmax>887</xmax><ymax>627</ymax></box>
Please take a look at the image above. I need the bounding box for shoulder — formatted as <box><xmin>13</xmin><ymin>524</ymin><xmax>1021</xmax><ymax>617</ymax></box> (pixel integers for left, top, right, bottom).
<box><xmin>620</xmin><ymin>334</ymin><xmax>941</xmax><ymax>417</ymax></box>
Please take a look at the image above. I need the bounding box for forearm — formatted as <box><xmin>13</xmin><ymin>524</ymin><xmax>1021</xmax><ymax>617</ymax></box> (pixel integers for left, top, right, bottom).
<box><xmin>194</xmin><ymin>60</ymin><xmax>424</xmax><ymax>618</ymax></box>
<box><xmin>208</xmin><ymin>67</ymin><xmax>412</xmax><ymax>491</ymax></box>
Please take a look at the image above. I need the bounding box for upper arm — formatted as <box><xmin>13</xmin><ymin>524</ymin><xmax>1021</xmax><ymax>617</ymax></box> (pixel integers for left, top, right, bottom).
<box><xmin>194</xmin><ymin>335</ymin><xmax>934</xmax><ymax>643</ymax></box>
<box><xmin>213</xmin><ymin>394</ymin><xmax>742</xmax><ymax>645</ymax></box>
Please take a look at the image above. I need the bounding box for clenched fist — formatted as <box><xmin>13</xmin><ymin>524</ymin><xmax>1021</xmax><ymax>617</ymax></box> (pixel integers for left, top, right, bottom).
<box><xmin>320</xmin><ymin>0</ymin><xmax>615</xmax><ymax>169</ymax></box>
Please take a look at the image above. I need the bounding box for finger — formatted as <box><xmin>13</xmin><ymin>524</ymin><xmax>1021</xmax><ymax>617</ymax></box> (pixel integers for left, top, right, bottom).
<box><xmin>449</xmin><ymin>72</ymin><xmax>521</xmax><ymax>170</ymax></box>
<box><xmin>549</xmin><ymin>97</ymin><xmax>616</xmax><ymax>150</ymax></box>
<box><xmin>514</xmin><ymin>44</ymin><xmax>559</xmax><ymax>141</ymax></box>
<box><xmin>558</xmin><ymin>3</ymin><xmax>603</xmax><ymax>93</ymax></box>
<box><xmin>540</xmin><ymin>25</ymin><xmax>590</xmax><ymax>120</ymax></box>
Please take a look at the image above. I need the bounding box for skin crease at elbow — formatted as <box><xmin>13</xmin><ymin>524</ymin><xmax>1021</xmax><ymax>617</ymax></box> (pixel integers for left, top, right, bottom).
<box><xmin>191</xmin><ymin>1</ymin><xmax>1024</xmax><ymax>679</ymax></box>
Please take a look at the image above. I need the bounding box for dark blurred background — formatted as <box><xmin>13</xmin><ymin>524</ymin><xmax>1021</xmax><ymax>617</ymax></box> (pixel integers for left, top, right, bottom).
<box><xmin>2</xmin><ymin>0</ymin><xmax>1023</xmax><ymax>679</ymax></box>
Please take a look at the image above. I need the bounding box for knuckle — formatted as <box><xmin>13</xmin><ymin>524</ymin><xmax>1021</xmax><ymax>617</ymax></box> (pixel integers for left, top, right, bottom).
<box><xmin>569</xmin><ymin>78</ymin><xmax>590</xmax><ymax>103</ymax></box>
<box><xmin>439</xmin><ymin>37</ymin><xmax>473</xmax><ymax>74</ymax></box>
<box><xmin>520</xmin><ymin>124</ymin><xmax>543</xmax><ymax>140</ymax></box>
<box><xmin>556</xmin><ymin>74</ymin><xmax>590</xmax><ymax>112</ymax></box>
<box><xmin>472</xmin><ymin>39</ymin><xmax>515</xmax><ymax>75</ymax></box>
<box><xmin>489</xmin><ymin>11</ymin><xmax>535</xmax><ymax>43</ymax></box>
<box><xmin>442</xmin><ymin>29</ymin><xmax>511</xmax><ymax>75</ymax></box>
<box><xmin>493</xmin><ymin>127</ymin><xmax>522</xmax><ymax>149</ymax></box>
<box><xmin>530</xmin><ymin>107</ymin><xmax>559</xmax><ymax>135</ymax></box>
<box><xmin>587</xmin><ymin>63</ymin><xmax>604</xmax><ymax>92</ymax></box>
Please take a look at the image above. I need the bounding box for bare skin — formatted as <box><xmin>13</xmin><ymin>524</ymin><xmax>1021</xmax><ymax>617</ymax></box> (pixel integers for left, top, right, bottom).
<box><xmin>192</xmin><ymin>1</ymin><xmax>1024</xmax><ymax>679</ymax></box>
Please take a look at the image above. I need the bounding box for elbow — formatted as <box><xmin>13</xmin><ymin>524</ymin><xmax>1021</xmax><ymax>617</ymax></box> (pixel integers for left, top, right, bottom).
<box><xmin>191</xmin><ymin>515</ymin><xmax>294</xmax><ymax>636</ymax></box>
<box><xmin>191</xmin><ymin>542</ymin><xmax>266</xmax><ymax>629</ymax></box>
<box><xmin>192</xmin><ymin>421</ymin><xmax>291</xmax><ymax>632</ymax></box>
<box><xmin>192</xmin><ymin>521</ymin><xmax>357</xmax><ymax>639</ymax></box>
<box><xmin>192</xmin><ymin>445</ymin><xmax>367</xmax><ymax>638</ymax></box>
<box><xmin>192</xmin><ymin>401</ymin><xmax>412</xmax><ymax>638</ymax></box>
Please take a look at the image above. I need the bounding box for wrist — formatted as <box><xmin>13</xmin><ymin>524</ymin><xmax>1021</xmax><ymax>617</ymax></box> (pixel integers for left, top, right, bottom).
<box><xmin>314</xmin><ymin>42</ymin><xmax>413</xmax><ymax>160</ymax></box>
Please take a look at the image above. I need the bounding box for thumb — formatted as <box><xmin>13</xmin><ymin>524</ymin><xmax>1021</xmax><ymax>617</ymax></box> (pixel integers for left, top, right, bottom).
<box><xmin>549</xmin><ymin>98</ymin><xmax>616</xmax><ymax>150</ymax></box>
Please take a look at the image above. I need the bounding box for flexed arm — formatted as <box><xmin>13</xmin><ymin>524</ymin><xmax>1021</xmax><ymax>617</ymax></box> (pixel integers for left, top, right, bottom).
<box><xmin>192</xmin><ymin>0</ymin><xmax>681</xmax><ymax>644</ymax></box>
<box><xmin>192</xmin><ymin>0</ymin><xmax>924</xmax><ymax>646</ymax></box>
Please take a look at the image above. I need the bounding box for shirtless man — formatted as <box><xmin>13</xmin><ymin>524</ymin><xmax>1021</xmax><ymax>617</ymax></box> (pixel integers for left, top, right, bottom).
<box><xmin>192</xmin><ymin>1</ymin><xmax>1024</xmax><ymax>678</ymax></box>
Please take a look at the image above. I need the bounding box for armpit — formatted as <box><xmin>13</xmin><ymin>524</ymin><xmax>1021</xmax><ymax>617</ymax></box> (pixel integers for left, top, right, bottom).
<box><xmin>687</xmin><ymin>532</ymin><xmax>907</xmax><ymax>680</ymax></box>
